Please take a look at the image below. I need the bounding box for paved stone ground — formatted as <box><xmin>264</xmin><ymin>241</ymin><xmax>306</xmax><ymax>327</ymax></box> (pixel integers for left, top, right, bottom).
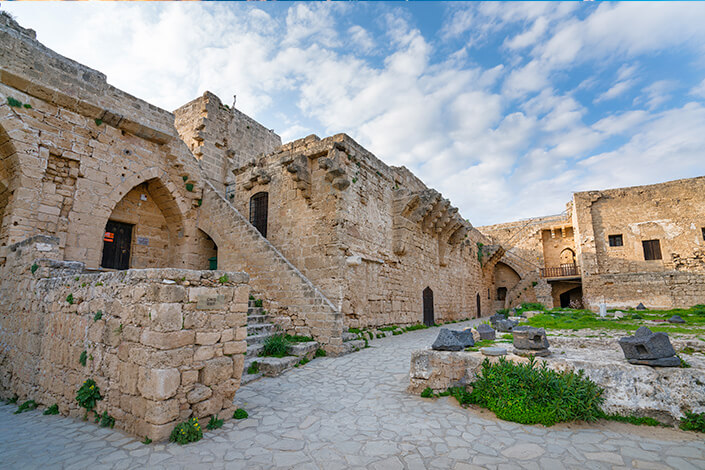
<box><xmin>1</xmin><ymin>320</ymin><xmax>704</xmax><ymax>469</ymax></box>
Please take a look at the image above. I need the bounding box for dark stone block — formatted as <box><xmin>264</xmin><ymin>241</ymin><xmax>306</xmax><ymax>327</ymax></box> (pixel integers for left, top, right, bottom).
<box><xmin>628</xmin><ymin>357</ymin><xmax>681</xmax><ymax>367</ymax></box>
<box><xmin>668</xmin><ymin>315</ymin><xmax>685</xmax><ymax>324</ymax></box>
<box><xmin>431</xmin><ymin>328</ymin><xmax>463</xmax><ymax>351</ymax></box>
<box><xmin>495</xmin><ymin>319</ymin><xmax>518</xmax><ymax>332</ymax></box>
<box><xmin>489</xmin><ymin>313</ymin><xmax>506</xmax><ymax>326</ymax></box>
<box><xmin>636</xmin><ymin>303</ymin><xmax>646</xmax><ymax>310</ymax></box>
<box><xmin>477</xmin><ymin>323</ymin><xmax>496</xmax><ymax>341</ymax></box>
<box><xmin>618</xmin><ymin>327</ymin><xmax>676</xmax><ymax>363</ymax></box>
<box><xmin>512</xmin><ymin>326</ymin><xmax>549</xmax><ymax>350</ymax></box>
<box><xmin>513</xmin><ymin>348</ymin><xmax>550</xmax><ymax>357</ymax></box>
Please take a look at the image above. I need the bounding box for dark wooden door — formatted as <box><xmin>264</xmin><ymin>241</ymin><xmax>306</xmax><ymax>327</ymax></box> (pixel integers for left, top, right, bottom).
<box><xmin>101</xmin><ymin>220</ymin><xmax>133</xmax><ymax>270</ymax></box>
<box><xmin>249</xmin><ymin>192</ymin><xmax>268</xmax><ymax>238</ymax></box>
<box><xmin>423</xmin><ymin>287</ymin><xmax>434</xmax><ymax>326</ymax></box>
<box><xmin>476</xmin><ymin>293</ymin><xmax>481</xmax><ymax>318</ymax></box>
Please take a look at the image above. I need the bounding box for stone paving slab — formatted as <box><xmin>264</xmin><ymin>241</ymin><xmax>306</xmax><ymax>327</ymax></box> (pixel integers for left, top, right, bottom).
<box><xmin>1</xmin><ymin>319</ymin><xmax>704</xmax><ymax>469</ymax></box>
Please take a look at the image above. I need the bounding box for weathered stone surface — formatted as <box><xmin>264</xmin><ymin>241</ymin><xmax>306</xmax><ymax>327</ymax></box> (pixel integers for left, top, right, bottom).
<box><xmin>619</xmin><ymin>327</ymin><xmax>677</xmax><ymax>365</ymax></box>
<box><xmin>494</xmin><ymin>319</ymin><xmax>518</xmax><ymax>332</ymax></box>
<box><xmin>512</xmin><ymin>326</ymin><xmax>549</xmax><ymax>350</ymax></box>
<box><xmin>668</xmin><ymin>315</ymin><xmax>685</xmax><ymax>324</ymax></box>
<box><xmin>481</xmin><ymin>346</ymin><xmax>506</xmax><ymax>356</ymax></box>
<box><xmin>628</xmin><ymin>357</ymin><xmax>681</xmax><ymax>367</ymax></box>
<box><xmin>476</xmin><ymin>323</ymin><xmax>496</xmax><ymax>341</ymax></box>
<box><xmin>200</xmin><ymin>357</ymin><xmax>234</xmax><ymax>386</ymax></box>
<box><xmin>513</xmin><ymin>347</ymin><xmax>551</xmax><ymax>357</ymax></box>
<box><xmin>636</xmin><ymin>303</ymin><xmax>646</xmax><ymax>310</ymax></box>
<box><xmin>431</xmin><ymin>329</ymin><xmax>463</xmax><ymax>351</ymax></box>
<box><xmin>489</xmin><ymin>313</ymin><xmax>506</xmax><ymax>326</ymax></box>
<box><xmin>454</xmin><ymin>329</ymin><xmax>475</xmax><ymax>348</ymax></box>
<box><xmin>186</xmin><ymin>384</ymin><xmax>213</xmax><ymax>404</ymax></box>
<box><xmin>137</xmin><ymin>367</ymin><xmax>180</xmax><ymax>401</ymax></box>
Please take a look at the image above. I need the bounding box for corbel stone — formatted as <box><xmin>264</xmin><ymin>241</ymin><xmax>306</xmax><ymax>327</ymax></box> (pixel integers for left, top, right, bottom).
<box><xmin>286</xmin><ymin>155</ymin><xmax>311</xmax><ymax>198</ymax></box>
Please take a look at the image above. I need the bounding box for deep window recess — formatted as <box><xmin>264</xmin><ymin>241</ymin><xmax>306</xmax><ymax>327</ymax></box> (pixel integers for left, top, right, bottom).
<box><xmin>497</xmin><ymin>287</ymin><xmax>507</xmax><ymax>301</ymax></box>
<box><xmin>642</xmin><ymin>239</ymin><xmax>662</xmax><ymax>261</ymax></box>
<box><xmin>702</xmin><ymin>227</ymin><xmax>705</xmax><ymax>241</ymax></box>
<box><xmin>423</xmin><ymin>287</ymin><xmax>434</xmax><ymax>326</ymax></box>
<box><xmin>608</xmin><ymin>234</ymin><xmax>623</xmax><ymax>247</ymax></box>
<box><xmin>249</xmin><ymin>192</ymin><xmax>268</xmax><ymax>238</ymax></box>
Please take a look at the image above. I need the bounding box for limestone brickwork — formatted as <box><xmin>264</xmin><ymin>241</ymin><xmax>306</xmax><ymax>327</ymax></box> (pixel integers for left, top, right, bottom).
<box><xmin>0</xmin><ymin>236</ymin><xmax>248</xmax><ymax>441</ymax></box>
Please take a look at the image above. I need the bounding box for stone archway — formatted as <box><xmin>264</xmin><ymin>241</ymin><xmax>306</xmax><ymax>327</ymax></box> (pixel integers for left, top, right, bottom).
<box><xmin>560</xmin><ymin>248</ymin><xmax>576</xmax><ymax>265</ymax></box>
<box><xmin>0</xmin><ymin>113</ymin><xmax>31</xmax><ymax>247</ymax></box>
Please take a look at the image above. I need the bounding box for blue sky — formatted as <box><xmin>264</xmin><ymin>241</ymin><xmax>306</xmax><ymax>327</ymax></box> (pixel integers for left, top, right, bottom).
<box><xmin>4</xmin><ymin>2</ymin><xmax>705</xmax><ymax>226</ymax></box>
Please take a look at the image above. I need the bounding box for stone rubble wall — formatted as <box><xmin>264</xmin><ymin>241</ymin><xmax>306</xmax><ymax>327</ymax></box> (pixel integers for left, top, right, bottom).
<box><xmin>0</xmin><ymin>236</ymin><xmax>249</xmax><ymax>441</ymax></box>
<box><xmin>409</xmin><ymin>347</ymin><xmax>705</xmax><ymax>423</ymax></box>
<box><xmin>198</xmin><ymin>182</ymin><xmax>344</xmax><ymax>354</ymax></box>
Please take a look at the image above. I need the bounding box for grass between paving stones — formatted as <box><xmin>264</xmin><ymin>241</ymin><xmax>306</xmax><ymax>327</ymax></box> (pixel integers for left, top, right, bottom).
<box><xmin>444</xmin><ymin>357</ymin><xmax>604</xmax><ymax>426</ymax></box>
<box><xmin>464</xmin><ymin>339</ymin><xmax>496</xmax><ymax>351</ymax></box>
<box><xmin>247</xmin><ymin>361</ymin><xmax>260</xmax><ymax>374</ymax></box>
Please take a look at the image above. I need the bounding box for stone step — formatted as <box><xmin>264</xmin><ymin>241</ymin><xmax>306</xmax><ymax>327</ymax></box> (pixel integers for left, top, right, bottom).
<box><xmin>246</xmin><ymin>333</ymin><xmax>275</xmax><ymax>346</ymax></box>
<box><xmin>341</xmin><ymin>339</ymin><xmax>366</xmax><ymax>355</ymax></box>
<box><xmin>287</xmin><ymin>341</ymin><xmax>319</xmax><ymax>359</ymax></box>
<box><xmin>342</xmin><ymin>331</ymin><xmax>359</xmax><ymax>342</ymax></box>
<box><xmin>248</xmin><ymin>299</ymin><xmax>263</xmax><ymax>308</ymax></box>
<box><xmin>246</xmin><ymin>343</ymin><xmax>264</xmax><ymax>358</ymax></box>
<box><xmin>248</xmin><ymin>306</ymin><xmax>264</xmax><ymax>315</ymax></box>
<box><xmin>247</xmin><ymin>315</ymin><xmax>269</xmax><ymax>325</ymax></box>
<box><xmin>247</xmin><ymin>323</ymin><xmax>275</xmax><ymax>336</ymax></box>
<box><xmin>241</xmin><ymin>358</ymin><xmax>263</xmax><ymax>385</ymax></box>
<box><xmin>257</xmin><ymin>356</ymin><xmax>300</xmax><ymax>377</ymax></box>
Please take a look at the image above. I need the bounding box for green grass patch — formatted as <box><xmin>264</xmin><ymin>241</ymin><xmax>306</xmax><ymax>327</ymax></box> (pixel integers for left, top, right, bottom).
<box><xmin>315</xmin><ymin>348</ymin><xmax>327</xmax><ymax>358</ymax></box>
<box><xmin>14</xmin><ymin>400</ymin><xmax>37</xmax><ymax>414</ymax></box>
<box><xmin>259</xmin><ymin>334</ymin><xmax>290</xmax><ymax>358</ymax></box>
<box><xmin>43</xmin><ymin>404</ymin><xmax>59</xmax><ymax>415</ymax></box>
<box><xmin>501</xmin><ymin>333</ymin><xmax>513</xmax><ymax>340</ymax></box>
<box><xmin>284</xmin><ymin>334</ymin><xmax>314</xmax><ymax>343</ymax></box>
<box><xmin>7</xmin><ymin>97</ymin><xmax>23</xmax><ymax>107</ymax></box>
<box><xmin>95</xmin><ymin>411</ymin><xmax>115</xmax><ymax>428</ymax></box>
<box><xmin>464</xmin><ymin>339</ymin><xmax>496</xmax><ymax>351</ymax></box>
<box><xmin>378</xmin><ymin>325</ymin><xmax>399</xmax><ymax>332</ymax></box>
<box><xmin>461</xmin><ymin>357</ymin><xmax>604</xmax><ymax>426</ymax></box>
<box><xmin>233</xmin><ymin>408</ymin><xmax>248</xmax><ymax>419</ymax></box>
<box><xmin>247</xmin><ymin>361</ymin><xmax>259</xmax><ymax>374</ymax></box>
<box><xmin>680</xmin><ymin>411</ymin><xmax>705</xmax><ymax>432</ymax></box>
<box><xmin>420</xmin><ymin>387</ymin><xmax>434</xmax><ymax>398</ymax></box>
<box><xmin>206</xmin><ymin>414</ymin><xmax>224</xmax><ymax>430</ymax></box>
<box><xmin>404</xmin><ymin>324</ymin><xmax>429</xmax><ymax>332</ymax></box>
<box><xmin>600</xmin><ymin>413</ymin><xmax>670</xmax><ymax>427</ymax></box>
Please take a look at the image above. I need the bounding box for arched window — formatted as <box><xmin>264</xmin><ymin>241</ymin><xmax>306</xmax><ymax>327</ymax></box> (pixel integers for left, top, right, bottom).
<box><xmin>560</xmin><ymin>248</ymin><xmax>576</xmax><ymax>266</ymax></box>
<box><xmin>249</xmin><ymin>192</ymin><xmax>268</xmax><ymax>238</ymax></box>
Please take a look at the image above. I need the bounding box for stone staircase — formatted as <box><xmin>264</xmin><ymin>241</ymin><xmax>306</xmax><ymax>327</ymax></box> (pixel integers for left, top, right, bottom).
<box><xmin>241</xmin><ymin>297</ymin><xmax>322</xmax><ymax>385</ymax></box>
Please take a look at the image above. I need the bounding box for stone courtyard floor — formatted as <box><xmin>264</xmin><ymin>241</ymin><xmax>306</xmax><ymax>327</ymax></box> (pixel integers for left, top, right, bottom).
<box><xmin>1</xmin><ymin>320</ymin><xmax>704</xmax><ymax>470</ymax></box>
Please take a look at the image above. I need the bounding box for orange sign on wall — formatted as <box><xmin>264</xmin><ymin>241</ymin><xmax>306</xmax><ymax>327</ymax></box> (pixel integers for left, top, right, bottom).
<box><xmin>103</xmin><ymin>232</ymin><xmax>114</xmax><ymax>243</ymax></box>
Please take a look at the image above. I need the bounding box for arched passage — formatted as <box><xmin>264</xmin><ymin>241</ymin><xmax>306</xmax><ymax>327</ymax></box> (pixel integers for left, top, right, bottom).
<box><xmin>99</xmin><ymin>177</ymin><xmax>186</xmax><ymax>269</ymax></box>
<box><xmin>494</xmin><ymin>262</ymin><xmax>520</xmax><ymax>301</ymax></box>
<box><xmin>195</xmin><ymin>228</ymin><xmax>218</xmax><ymax>270</ymax></box>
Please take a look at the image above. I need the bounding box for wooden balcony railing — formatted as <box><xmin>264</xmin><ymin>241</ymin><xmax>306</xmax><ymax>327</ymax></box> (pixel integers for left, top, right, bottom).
<box><xmin>540</xmin><ymin>264</ymin><xmax>579</xmax><ymax>278</ymax></box>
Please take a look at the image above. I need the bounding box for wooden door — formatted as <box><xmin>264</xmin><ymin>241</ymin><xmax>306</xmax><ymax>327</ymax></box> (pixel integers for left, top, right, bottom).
<box><xmin>101</xmin><ymin>220</ymin><xmax>133</xmax><ymax>270</ymax></box>
<box><xmin>423</xmin><ymin>287</ymin><xmax>434</xmax><ymax>326</ymax></box>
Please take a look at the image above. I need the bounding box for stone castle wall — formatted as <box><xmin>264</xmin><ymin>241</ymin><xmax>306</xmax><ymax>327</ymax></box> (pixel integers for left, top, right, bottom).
<box><xmin>0</xmin><ymin>236</ymin><xmax>249</xmax><ymax>441</ymax></box>
<box><xmin>574</xmin><ymin>176</ymin><xmax>705</xmax><ymax>309</ymax></box>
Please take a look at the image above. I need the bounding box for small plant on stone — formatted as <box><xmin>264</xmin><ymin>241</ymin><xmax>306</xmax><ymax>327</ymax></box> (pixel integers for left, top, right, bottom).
<box><xmin>233</xmin><ymin>408</ymin><xmax>248</xmax><ymax>419</ymax></box>
<box><xmin>678</xmin><ymin>355</ymin><xmax>691</xmax><ymax>368</ymax></box>
<box><xmin>75</xmin><ymin>379</ymin><xmax>102</xmax><ymax>417</ymax></box>
<box><xmin>376</xmin><ymin>333</ymin><xmax>384</xmax><ymax>339</ymax></box>
<box><xmin>254</xmin><ymin>299</ymin><xmax>263</xmax><ymax>308</ymax></box>
<box><xmin>298</xmin><ymin>357</ymin><xmax>310</xmax><ymax>367</ymax></box>
<box><xmin>93</xmin><ymin>310</ymin><xmax>103</xmax><ymax>321</ymax></box>
<box><xmin>206</xmin><ymin>414</ymin><xmax>224</xmax><ymax>430</ymax></box>
<box><xmin>680</xmin><ymin>411</ymin><xmax>705</xmax><ymax>432</ymax></box>
<box><xmin>249</xmin><ymin>294</ymin><xmax>255</xmax><ymax>301</ymax></box>
<box><xmin>142</xmin><ymin>436</ymin><xmax>152</xmax><ymax>445</ymax></box>
<box><xmin>79</xmin><ymin>350</ymin><xmax>88</xmax><ymax>367</ymax></box>
<box><xmin>44</xmin><ymin>404</ymin><xmax>59</xmax><ymax>415</ymax></box>
<box><xmin>7</xmin><ymin>97</ymin><xmax>23</xmax><ymax>107</ymax></box>
<box><xmin>95</xmin><ymin>282</ymin><xmax>103</xmax><ymax>286</ymax></box>
<box><xmin>247</xmin><ymin>361</ymin><xmax>260</xmax><ymax>374</ymax></box>
<box><xmin>185</xmin><ymin>183</ymin><xmax>194</xmax><ymax>192</ymax></box>
<box><xmin>66</xmin><ymin>293</ymin><xmax>74</xmax><ymax>305</ymax></box>
<box><xmin>23</xmin><ymin>103</ymin><xmax>32</xmax><ymax>109</ymax></box>
<box><xmin>95</xmin><ymin>411</ymin><xmax>115</xmax><ymax>428</ymax></box>
<box><xmin>30</xmin><ymin>263</ymin><xmax>39</xmax><ymax>274</ymax></box>
<box><xmin>182</xmin><ymin>175</ymin><xmax>189</xmax><ymax>182</ymax></box>
<box><xmin>315</xmin><ymin>348</ymin><xmax>327</xmax><ymax>358</ymax></box>
<box><xmin>14</xmin><ymin>400</ymin><xmax>38</xmax><ymax>414</ymax></box>
<box><xmin>170</xmin><ymin>417</ymin><xmax>202</xmax><ymax>445</ymax></box>
<box><xmin>218</xmin><ymin>274</ymin><xmax>229</xmax><ymax>284</ymax></box>
<box><xmin>94</xmin><ymin>118</ymin><xmax>103</xmax><ymax>126</ymax></box>
<box><xmin>284</xmin><ymin>334</ymin><xmax>314</xmax><ymax>343</ymax></box>
<box><xmin>260</xmin><ymin>334</ymin><xmax>290</xmax><ymax>358</ymax></box>
<box><xmin>420</xmin><ymin>388</ymin><xmax>435</xmax><ymax>398</ymax></box>
<box><xmin>6</xmin><ymin>395</ymin><xmax>18</xmax><ymax>404</ymax></box>
<box><xmin>114</xmin><ymin>324</ymin><xmax>123</xmax><ymax>335</ymax></box>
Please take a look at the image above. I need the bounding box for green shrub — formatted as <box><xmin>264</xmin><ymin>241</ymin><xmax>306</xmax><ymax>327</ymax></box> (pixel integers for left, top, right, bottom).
<box><xmin>94</xmin><ymin>118</ymin><xmax>103</xmax><ymax>126</ymax></box>
<box><xmin>376</xmin><ymin>333</ymin><xmax>384</xmax><ymax>339</ymax></box>
<box><xmin>348</xmin><ymin>327</ymin><xmax>362</xmax><ymax>334</ymax></box>
<box><xmin>170</xmin><ymin>417</ymin><xmax>202</xmax><ymax>445</ymax></box>
<box><xmin>260</xmin><ymin>334</ymin><xmax>290</xmax><ymax>357</ymax></box>
<box><xmin>14</xmin><ymin>400</ymin><xmax>37</xmax><ymax>414</ymax></box>
<box><xmin>76</xmin><ymin>379</ymin><xmax>102</xmax><ymax>413</ymax></box>
<box><xmin>185</xmin><ymin>183</ymin><xmax>194</xmax><ymax>192</ymax></box>
<box><xmin>420</xmin><ymin>387</ymin><xmax>434</xmax><ymax>398</ymax></box>
<box><xmin>249</xmin><ymin>294</ymin><xmax>255</xmax><ymax>301</ymax></box>
<box><xmin>6</xmin><ymin>395</ymin><xmax>18</xmax><ymax>404</ymax></box>
<box><xmin>247</xmin><ymin>361</ymin><xmax>259</xmax><ymax>374</ymax></box>
<box><xmin>233</xmin><ymin>408</ymin><xmax>248</xmax><ymax>419</ymax></box>
<box><xmin>206</xmin><ymin>414</ymin><xmax>224</xmax><ymax>430</ymax></box>
<box><xmin>30</xmin><ymin>263</ymin><xmax>39</xmax><ymax>274</ymax></box>
<box><xmin>520</xmin><ymin>302</ymin><xmax>545</xmax><ymax>311</ymax></box>
<box><xmin>218</xmin><ymin>274</ymin><xmax>229</xmax><ymax>284</ymax></box>
<box><xmin>378</xmin><ymin>325</ymin><xmax>398</xmax><ymax>332</ymax></box>
<box><xmin>23</xmin><ymin>103</ymin><xmax>32</xmax><ymax>109</ymax></box>
<box><xmin>141</xmin><ymin>436</ymin><xmax>152</xmax><ymax>445</ymax></box>
<box><xmin>680</xmin><ymin>411</ymin><xmax>705</xmax><ymax>432</ymax></box>
<box><xmin>496</xmin><ymin>309</ymin><xmax>509</xmax><ymax>316</ymax></box>
<box><xmin>254</xmin><ymin>299</ymin><xmax>263</xmax><ymax>308</ymax></box>
<box><xmin>315</xmin><ymin>348</ymin><xmax>327</xmax><ymax>358</ymax></box>
<box><xmin>94</xmin><ymin>310</ymin><xmax>103</xmax><ymax>321</ymax></box>
<box><xmin>79</xmin><ymin>350</ymin><xmax>88</xmax><ymax>367</ymax></box>
<box><xmin>465</xmin><ymin>358</ymin><xmax>604</xmax><ymax>426</ymax></box>
<box><xmin>95</xmin><ymin>411</ymin><xmax>115</xmax><ymax>428</ymax></box>
<box><xmin>66</xmin><ymin>294</ymin><xmax>74</xmax><ymax>305</ymax></box>
<box><xmin>44</xmin><ymin>404</ymin><xmax>59</xmax><ymax>415</ymax></box>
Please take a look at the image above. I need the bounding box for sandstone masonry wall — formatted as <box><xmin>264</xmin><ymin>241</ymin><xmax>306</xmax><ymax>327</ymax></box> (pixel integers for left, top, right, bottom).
<box><xmin>0</xmin><ymin>236</ymin><xmax>249</xmax><ymax>441</ymax></box>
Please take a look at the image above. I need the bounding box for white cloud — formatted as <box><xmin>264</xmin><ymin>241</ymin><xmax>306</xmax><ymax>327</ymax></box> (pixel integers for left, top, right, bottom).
<box><xmin>692</xmin><ymin>78</ymin><xmax>705</xmax><ymax>99</ymax></box>
<box><xmin>348</xmin><ymin>25</ymin><xmax>375</xmax><ymax>53</ymax></box>
<box><xmin>594</xmin><ymin>79</ymin><xmax>635</xmax><ymax>103</ymax></box>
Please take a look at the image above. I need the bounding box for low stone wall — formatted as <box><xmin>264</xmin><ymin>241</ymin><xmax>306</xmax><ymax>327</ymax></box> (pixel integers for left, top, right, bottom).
<box><xmin>409</xmin><ymin>341</ymin><xmax>705</xmax><ymax>424</ymax></box>
<box><xmin>0</xmin><ymin>236</ymin><xmax>249</xmax><ymax>441</ymax></box>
